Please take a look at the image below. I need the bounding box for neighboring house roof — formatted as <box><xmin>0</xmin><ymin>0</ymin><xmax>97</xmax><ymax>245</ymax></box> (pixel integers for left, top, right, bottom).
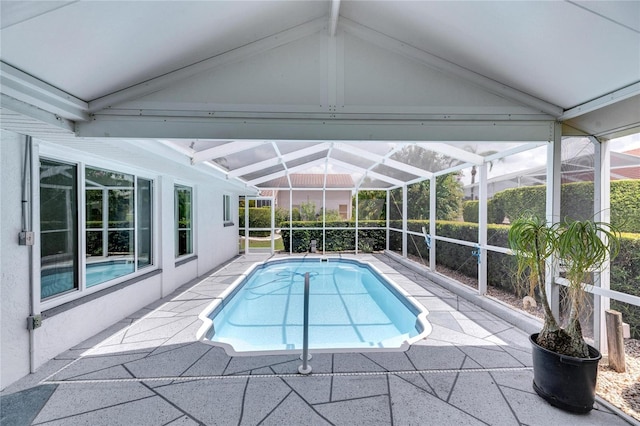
<box><xmin>259</xmin><ymin>174</ymin><xmax>355</xmax><ymax>189</ymax></box>
<box><xmin>615</xmin><ymin>149</ymin><xmax>640</xmax><ymax>180</ymax></box>
<box><xmin>624</xmin><ymin>148</ymin><xmax>640</xmax><ymax>157</ymax></box>
<box><xmin>464</xmin><ymin>149</ymin><xmax>640</xmax><ymax>198</ymax></box>
<box><xmin>259</xmin><ymin>190</ymin><xmax>276</xmax><ymax>197</ymax></box>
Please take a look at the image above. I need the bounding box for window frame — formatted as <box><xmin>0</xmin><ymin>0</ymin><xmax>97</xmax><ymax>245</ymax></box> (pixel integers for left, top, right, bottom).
<box><xmin>85</xmin><ymin>165</ymin><xmax>136</xmax><ymax>287</ymax></box>
<box><xmin>137</xmin><ymin>177</ymin><xmax>154</xmax><ymax>270</ymax></box>
<box><xmin>38</xmin><ymin>147</ymin><xmax>157</xmax><ymax>310</ymax></box>
<box><xmin>175</xmin><ymin>184</ymin><xmax>194</xmax><ymax>258</ymax></box>
<box><xmin>223</xmin><ymin>193</ymin><xmax>234</xmax><ymax>226</ymax></box>
<box><xmin>39</xmin><ymin>157</ymin><xmax>80</xmax><ymax>300</ymax></box>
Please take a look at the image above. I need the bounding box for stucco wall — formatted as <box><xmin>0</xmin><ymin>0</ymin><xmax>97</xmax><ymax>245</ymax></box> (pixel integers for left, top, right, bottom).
<box><xmin>1</xmin><ymin>134</ymin><xmax>243</xmax><ymax>390</ymax></box>
<box><xmin>35</xmin><ymin>274</ymin><xmax>163</xmax><ymax>367</ymax></box>
<box><xmin>0</xmin><ymin>132</ymin><xmax>32</xmax><ymax>389</ymax></box>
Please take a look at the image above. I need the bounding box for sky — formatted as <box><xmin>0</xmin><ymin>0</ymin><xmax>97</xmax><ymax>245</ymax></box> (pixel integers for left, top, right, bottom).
<box><xmin>477</xmin><ymin>133</ymin><xmax>640</xmax><ymax>186</ymax></box>
<box><xmin>303</xmin><ymin>132</ymin><xmax>640</xmax><ymax>188</ymax></box>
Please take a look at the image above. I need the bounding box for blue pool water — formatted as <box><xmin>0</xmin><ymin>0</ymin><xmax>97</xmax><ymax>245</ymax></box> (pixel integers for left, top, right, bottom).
<box><xmin>197</xmin><ymin>258</ymin><xmax>430</xmax><ymax>354</ymax></box>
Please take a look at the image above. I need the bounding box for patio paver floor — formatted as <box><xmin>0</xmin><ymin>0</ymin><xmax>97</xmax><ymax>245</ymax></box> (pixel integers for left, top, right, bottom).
<box><xmin>1</xmin><ymin>254</ymin><xmax>633</xmax><ymax>425</ymax></box>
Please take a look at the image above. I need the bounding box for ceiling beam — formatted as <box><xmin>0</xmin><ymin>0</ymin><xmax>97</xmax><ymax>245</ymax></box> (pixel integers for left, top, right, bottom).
<box><xmin>87</xmin><ymin>18</ymin><xmax>326</xmax><ymax>113</ymax></box>
<box><xmin>339</xmin><ymin>18</ymin><xmax>563</xmax><ymax>117</ymax></box>
<box><xmin>335</xmin><ymin>143</ymin><xmax>432</xmax><ymax>179</ymax></box>
<box><xmin>0</xmin><ymin>61</ymin><xmax>89</xmax><ymax>121</ymax></box>
<box><xmin>247</xmin><ymin>158</ymin><xmax>327</xmax><ymax>186</ymax></box>
<box><xmin>270</xmin><ymin>141</ymin><xmax>293</xmax><ymax>189</ymax></box>
<box><xmin>322</xmin><ymin>144</ymin><xmax>335</xmax><ymax>190</ymax></box>
<box><xmin>330</xmin><ymin>158</ymin><xmax>404</xmax><ymax>186</ymax></box>
<box><xmin>77</xmin><ymin>115</ymin><xmax>555</xmax><ymax>142</ymax></box>
<box><xmin>140</xmin><ymin>140</ymin><xmax>258</xmax><ymax>193</ymax></box>
<box><xmin>329</xmin><ymin>0</ymin><xmax>341</xmax><ymax>36</ymax></box>
<box><xmin>1</xmin><ymin>94</ymin><xmax>75</xmax><ymax>133</ymax></box>
<box><xmin>191</xmin><ymin>141</ymin><xmax>265</xmax><ymax>164</ymax></box>
<box><xmin>416</xmin><ymin>142</ymin><xmax>484</xmax><ymax>164</ymax></box>
<box><xmin>228</xmin><ymin>142</ymin><xmax>329</xmax><ymax>177</ymax></box>
<box><xmin>432</xmin><ymin>161</ymin><xmax>474</xmax><ymax>178</ymax></box>
<box><xmin>560</xmin><ymin>81</ymin><xmax>640</xmax><ymax>120</ymax></box>
<box><xmin>356</xmin><ymin>144</ymin><xmax>403</xmax><ymax>188</ymax></box>
<box><xmin>97</xmin><ymin>107</ymin><xmax>551</xmax><ymax>121</ymax></box>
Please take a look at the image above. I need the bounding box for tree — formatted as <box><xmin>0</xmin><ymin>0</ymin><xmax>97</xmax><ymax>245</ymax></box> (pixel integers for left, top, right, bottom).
<box><xmin>381</xmin><ymin>146</ymin><xmax>464</xmax><ymax>221</ymax></box>
<box><xmin>392</xmin><ymin>145</ymin><xmax>453</xmax><ymax>171</ymax></box>
<box><xmin>464</xmin><ymin>144</ymin><xmax>503</xmax><ymax>200</ymax></box>
<box><xmin>299</xmin><ymin>201</ymin><xmax>317</xmax><ymax>221</ymax></box>
<box><xmin>321</xmin><ymin>209</ymin><xmax>343</xmax><ymax>221</ymax></box>
<box><xmin>403</xmin><ymin>174</ymin><xmax>463</xmax><ymax>221</ymax></box>
<box><xmin>353</xmin><ymin>190</ymin><xmax>386</xmax><ymax>220</ymax></box>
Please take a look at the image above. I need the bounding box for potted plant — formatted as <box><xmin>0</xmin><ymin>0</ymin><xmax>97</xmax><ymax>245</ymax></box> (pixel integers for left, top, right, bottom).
<box><xmin>508</xmin><ymin>211</ymin><xmax>620</xmax><ymax>413</ymax></box>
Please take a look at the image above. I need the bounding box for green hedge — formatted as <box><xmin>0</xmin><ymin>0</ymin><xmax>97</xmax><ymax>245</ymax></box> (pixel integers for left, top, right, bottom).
<box><xmin>280</xmin><ymin>221</ymin><xmax>386</xmax><ymax>253</ymax></box>
<box><xmin>610</xmin><ymin>180</ymin><xmax>640</xmax><ymax>233</ymax></box>
<box><xmin>282</xmin><ymin>218</ymin><xmax>640</xmax><ymax>338</ymax></box>
<box><xmin>611</xmin><ymin>233</ymin><xmax>640</xmax><ymax>339</ymax></box>
<box><xmin>239</xmin><ymin>207</ymin><xmax>270</xmax><ymax>228</ymax></box>
<box><xmin>400</xmin><ymin>220</ymin><xmax>513</xmax><ymax>289</ymax></box>
<box><xmin>239</xmin><ymin>207</ymin><xmax>271</xmax><ymax>237</ymax></box>
<box><xmin>463</xmin><ymin>180</ymin><xmax>640</xmax><ymax>232</ymax></box>
<box><xmin>462</xmin><ymin>201</ymin><xmax>478</xmax><ymax>223</ymax></box>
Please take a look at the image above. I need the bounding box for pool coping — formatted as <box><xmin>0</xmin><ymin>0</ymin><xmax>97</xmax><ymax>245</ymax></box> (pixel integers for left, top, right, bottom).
<box><xmin>195</xmin><ymin>255</ymin><xmax>433</xmax><ymax>357</ymax></box>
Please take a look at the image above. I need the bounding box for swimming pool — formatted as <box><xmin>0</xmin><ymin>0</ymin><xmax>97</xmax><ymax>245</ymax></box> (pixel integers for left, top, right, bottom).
<box><xmin>196</xmin><ymin>257</ymin><xmax>431</xmax><ymax>355</ymax></box>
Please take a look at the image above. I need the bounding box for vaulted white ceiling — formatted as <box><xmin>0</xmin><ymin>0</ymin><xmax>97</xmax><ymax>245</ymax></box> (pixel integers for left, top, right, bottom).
<box><xmin>1</xmin><ymin>0</ymin><xmax>639</xmax><ymax>190</ymax></box>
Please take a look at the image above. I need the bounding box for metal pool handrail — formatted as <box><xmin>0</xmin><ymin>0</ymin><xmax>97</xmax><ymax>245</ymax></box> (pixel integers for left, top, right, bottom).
<box><xmin>298</xmin><ymin>272</ymin><xmax>312</xmax><ymax>375</ymax></box>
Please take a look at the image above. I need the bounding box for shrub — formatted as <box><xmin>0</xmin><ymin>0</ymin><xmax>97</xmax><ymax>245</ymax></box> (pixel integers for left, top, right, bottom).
<box><xmin>281</xmin><ymin>218</ymin><xmax>640</xmax><ymax>338</ymax></box>
<box><xmin>611</xmin><ymin>233</ymin><xmax>640</xmax><ymax>339</ymax></box>
<box><xmin>281</xmin><ymin>221</ymin><xmax>385</xmax><ymax>253</ymax></box>
<box><xmin>611</xmin><ymin>180</ymin><xmax>640</xmax><ymax>233</ymax></box>
<box><xmin>239</xmin><ymin>207</ymin><xmax>272</xmax><ymax>237</ymax></box>
<box><xmin>466</xmin><ymin>180</ymin><xmax>640</xmax><ymax>233</ymax></box>
<box><xmin>462</xmin><ymin>201</ymin><xmax>478</xmax><ymax>223</ymax></box>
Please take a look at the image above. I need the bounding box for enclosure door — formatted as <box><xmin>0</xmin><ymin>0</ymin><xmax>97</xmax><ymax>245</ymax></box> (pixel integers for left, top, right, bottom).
<box><xmin>242</xmin><ymin>197</ymin><xmax>276</xmax><ymax>254</ymax></box>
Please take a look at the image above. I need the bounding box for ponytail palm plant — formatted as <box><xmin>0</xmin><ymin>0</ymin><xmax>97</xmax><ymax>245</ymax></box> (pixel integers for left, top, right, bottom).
<box><xmin>555</xmin><ymin>218</ymin><xmax>620</xmax><ymax>357</ymax></box>
<box><xmin>508</xmin><ymin>212</ymin><xmax>620</xmax><ymax>358</ymax></box>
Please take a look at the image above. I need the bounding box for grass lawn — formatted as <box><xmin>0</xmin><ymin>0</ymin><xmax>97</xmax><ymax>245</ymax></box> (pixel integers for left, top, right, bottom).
<box><xmin>240</xmin><ymin>238</ymin><xmax>285</xmax><ymax>251</ymax></box>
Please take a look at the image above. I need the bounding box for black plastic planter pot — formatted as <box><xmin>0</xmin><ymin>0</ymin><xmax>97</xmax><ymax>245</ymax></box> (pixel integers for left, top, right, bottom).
<box><xmin>530</xmin><ymin>333</ymin><xmax>601</xmax><ymax>413</ymax></box>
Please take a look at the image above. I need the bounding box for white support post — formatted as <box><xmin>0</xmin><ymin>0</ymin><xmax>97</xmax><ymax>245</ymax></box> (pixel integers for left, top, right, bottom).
<box><xmin>101</xmin><ymin>188</ymin><xmax>108</xmax><ymax>260</ymax></box>
<box><xmin>402</xmin><ymin>185</ymin><xmax>407</xmax><ymax>258</ymax></box>
<box><xmin>386</xmin><ymin>190</ymin><xmax>390</xmax><ymax>251</ymax></box>
<box><xmin>429</xmin><ymin>176</ymin><xmax>436</xmax><ymax>271</ymax></box>
<box><xmin>320</xmin><ymin>190</ymin><xmax>324</xmax><ymax>255</ymax></box>
<box><xmin>270</xmin><ymin>198</ymin><xmax>275</xmax><ymax>255</ymax></box>
<box><xmin>244</xmin><ymin>198</ymin><xmax>250</xmax><ymax>254</ymax></box>
<box><xmin>478</xmin><ymin>163</ymin><xmax>488</xmax><ymax>295</ymax></box>
<box><xmin>289</xmin><ymin>190</ymin><xmax>293</xmax><ymax>255</ymax></box>
<box><xmin>546</xmin><ymin>124</ymin><xmax>562</xmax><ymax>321</ymax></box>
<box><xmin>592</xmin><ymin>136</ymin><xmax>611</xmax><ymax>353</ymax></box>
<box><xmin>355</xmin><ymin>191</ymin><xmax>359</xmax><ymax>254</ymax></box>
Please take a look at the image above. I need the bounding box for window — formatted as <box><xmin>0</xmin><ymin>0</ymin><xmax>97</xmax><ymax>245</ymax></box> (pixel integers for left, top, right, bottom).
<box><xmin>40</xmin><ymin>159</ymin><xmax>154</xmax><ymax>302</ymax></box>
<box><xmin>85</xmin><ymin>167</ymin><xmax>135</xmax><ymax>286</ymax></box>
<box><xmin>223</xmin><ymin>194</ymin><xmax>233</xmax><ymax>225</ymax></box>
<box><xmin>137</xmin><ymin>178</ymin><xmax>153</xmax><ymax>269</ymax></box>
<box><xmin>175</xmin><ymin>185</ymin><xmax>193</xmax><ymax>257</ymax></box>
<box><xmin>255</xmin><ymin>199</ymin><xmax>269</xmax><ymax>208</ymax></box>
<box><xmin>40</xmin><ymin>159</ymin><xmax>79</xmax><ymax>299</ymax></box>
<box><xmin>339</xmin><ymin>204</ymin><xmax>348</xmax><ymax>219</ymax></box>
